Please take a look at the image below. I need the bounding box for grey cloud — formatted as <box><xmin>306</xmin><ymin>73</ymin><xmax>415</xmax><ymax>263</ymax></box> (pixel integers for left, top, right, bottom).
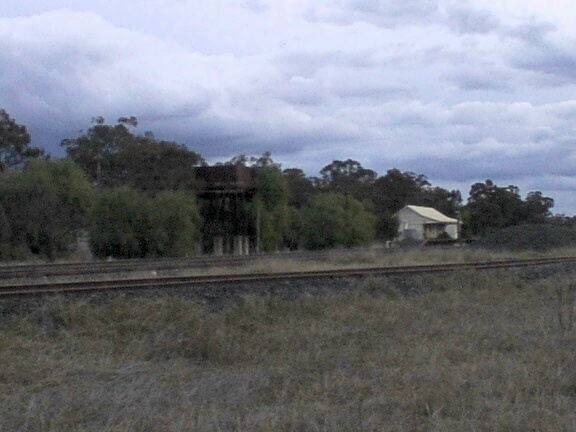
<box><xmin>276</xmin><ymin>50</ymin><xmax>377</xmax><ymax>77</ymax></box>
<box><xmin>502</xmin><ymin>20</ymin><xmax>576</xmax><ymax>84</ymax></box>
<box><xmin>276</xmin><ymin>76</ymin><xmax>332</xmax><ymax>106</ymax></box>
<box><xmin>444</xmin><ymin>5</ymin><xmax>500</xmax><ymax>35</ymax></box>
<box><xmin>394</xmin><ymin>145</ymin><xmax>576</xmax><ymax>194</ymax></box>
<box><xmin>3</xmin><ymin>2</ymin><xmax>576</xmax><ymax>214</ymax></box>
<box><xmin>334</xmin><ymin>83</ymin><xmax>413</xmax><ymax>100</ymax></box>
<box><xmin>241</xmin><ymin>0</ymin><xmax>269</xmax><ymax>14</ymax></box>
<box><xmin>515</xmin><ymin>46</ymin><xmax>576</xmax><ymax>83</ymax></box>
<box><xmin>305</xmin><ymin>0</ymin><xmax>440</xmax><ymax>27</ymax></box>
<box><xmin>505</xmin><ymin>20</ymin><xmax>555</xmax><ymax>44</ymax></box>
<box><xmin>449</xmin><ymin>69</ymin><xmax>511</xmax><ymax>91</ymax></box>
<box><xmin>0</xmin><ymin>10</ymin><xmax>223</xmax><ymax>153</ymax></box>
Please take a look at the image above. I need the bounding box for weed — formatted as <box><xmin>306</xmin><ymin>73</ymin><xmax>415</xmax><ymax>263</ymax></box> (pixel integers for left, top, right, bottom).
<box><xmin>2</xmin><ymin>267</ymin><xmax>576</xmax><ymax>430</ymax></box>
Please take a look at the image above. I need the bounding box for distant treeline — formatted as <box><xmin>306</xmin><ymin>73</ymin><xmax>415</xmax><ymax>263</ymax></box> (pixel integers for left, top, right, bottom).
<box><xmin>0</xmin><ymin>111</ymin><xmax>558</xmax><ymax>260</ymax></box>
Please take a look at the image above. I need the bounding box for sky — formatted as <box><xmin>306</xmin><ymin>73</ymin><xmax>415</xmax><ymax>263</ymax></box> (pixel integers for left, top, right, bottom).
<box><xmin>1</xmin><ymin>1</ymin><xmax>576</xmax><ymax>214</ymax></box>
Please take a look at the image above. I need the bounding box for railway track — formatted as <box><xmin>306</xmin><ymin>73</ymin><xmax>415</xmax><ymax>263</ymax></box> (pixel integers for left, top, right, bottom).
<box><xmin>1</xmin><ymin>256</ymin><xmax>574</xmax><ymax>298</ymax></box>
<box><xmin>0</xmin><ymin>248</ymin><xmax>387</xmax><ymax>280</ymax></box>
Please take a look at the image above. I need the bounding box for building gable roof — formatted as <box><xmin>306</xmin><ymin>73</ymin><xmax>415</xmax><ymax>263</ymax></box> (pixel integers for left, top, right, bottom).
<box><xmin>399</xmin><ymin>205</ymin><xmax>458</xmax><ymax>224</ymax></box>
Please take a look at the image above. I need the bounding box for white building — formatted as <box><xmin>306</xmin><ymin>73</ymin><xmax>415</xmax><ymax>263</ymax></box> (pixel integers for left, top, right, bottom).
<box><xmin>395</xmin><ymin>205</ymin><xmax>459</xmax><ymax>241</ymax></box>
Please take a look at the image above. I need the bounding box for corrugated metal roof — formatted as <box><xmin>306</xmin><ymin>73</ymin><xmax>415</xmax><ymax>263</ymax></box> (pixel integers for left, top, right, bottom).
<box><xmin>402</xmin><ymin>205</ymin><xmax>458</xmax><ymax>223</ymax></box>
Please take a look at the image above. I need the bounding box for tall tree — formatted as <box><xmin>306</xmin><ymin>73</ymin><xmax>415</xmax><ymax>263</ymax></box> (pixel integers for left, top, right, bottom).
<box><xmin>317</xmin><ymin>159</ymin><xmax>376</xmax><ymax>201</ymax></box>
<box><xmin>283</xmin><ymin>168</ymin><xmax>316</xmax><ymax>208</ymax></box>
<box><xmin>61</xmin><ymin>116</ymin><xmax>137</xmax><ymax>188</ymax></box>
<box><xmin>420</xmin><ymin>187</ymin><xmax>462</xmax><ymax>218</ymax></box>
<box><xmin>523</xmin><ymin>191</ymin><xmax>554</xmax><ymax>224</ymax></box>
<box><xmin>462</xmin><ymin>179</ymin><xmax>553</xmax><ymax>237</ymax></box>
<box><xmin>215</xmin><ymin>152</ymin><xmax>291</xmax><ymax>251</ymax></box>
<box><xmin>61</xmin><ymin>116</ymin><xmax>202</xmax><ymax>192</ymax></box>
<box><xmin>370</xmin><ymin>169</ymin><xmax>431</xmax><ymax>240</ymax></box>
<box><xmin>0</xmin><ymin>109</ymin><xmax>45</xmax><ymax>172</ymax></box>
<box><xmin>252</xmin><ymin>161</ymin><xmax>290</xmax><ymax>251</ymax></box>
<box><xmin>116</xmin><ymin>134</ymin><xmax>203</xmax><ymax>194</ymax></box>
<box><xmin>371</xmin><ymin>169</ymin><xmax>431</xmax><ymax>214</ymax></box>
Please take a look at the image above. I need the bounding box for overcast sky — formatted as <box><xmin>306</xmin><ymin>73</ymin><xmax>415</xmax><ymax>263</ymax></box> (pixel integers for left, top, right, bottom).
<box><xmin>2</xmin><ymin>1</ymin><xmax>576</xmax><ymax>213</ymax></box>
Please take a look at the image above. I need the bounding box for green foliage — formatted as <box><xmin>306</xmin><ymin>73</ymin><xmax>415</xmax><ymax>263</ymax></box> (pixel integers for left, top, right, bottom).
<box><xmin>283</xmin><ymin>205</ymin><xmax>304</xmax><ymax>250</ymax></box>
<box><xmin>147</xmin><ymin>191</ymin><xmax>203</xmax><ymax>256</ymax></box>
<box><xmin>61</xmin><ymin>116</ymin><xmax>202</xmax><ymax>192</ymax></box>
<box><xmin>0</xmin><ymin>159</ymin><xmax>94</xmax><ymax>260</ymax></box>
<box><xmin>317</xmin><ymin>159</ymin><xmax>376</xmax><ymax>201</ymax></box>
<box><xmin>369</xmin><ymin>168</ymin><xmax>461</xmax><ymax>240</ymax></box>
<box><xmin>371</xmin><ymin>168</ymin><xmax>430</xmax><ymax>214</ymax></box>
<box><xmin>90</xmin><ymin>188</ymin><xmax>201</xmax><ymax>258</ymax></box>
<box><xmin>283</xmin><ymin>168</ymin><xmax>316</xmax><ymax>208</ymax></box>
<box><xmin>61</xmin><ymin>116</ymin><xmax>135</xmax><ymax>188</ymax></box>
<box><xmin>245</xmin><ymin>161</ymin><xmax>291</xmax><ymax>252</ymax></box>
<box><xmin>90</xmin><ymin>187</ymin><xmax>150</xmax><ymax>258</ymax></box>
<box><xmin>302</xmin><ymin>193</ymin><xmax>375</xmax><ymax>250</ymax></box>
<box><xmin>463</xmin><ymin>180</ymin><xmax>554</xmax><ymax>237</ymax></box>
<box><xmin>0</xmin><ymin>108</ymin><xmax>45</xmax><ymax>172</ymax></box>
<box><xmin>257</xmin><ymin>165</ymin><xmax>288</xmax><ymax>212</ymax></box>
<box><xmin>117</xmin><ymin>136</ymin><xmax>202</xmax><ymax>194</ymax></box>
<box><xmin>257</xmin><ymin>203</ymin><xmax>290</xmax><ymax>252</ymax></box>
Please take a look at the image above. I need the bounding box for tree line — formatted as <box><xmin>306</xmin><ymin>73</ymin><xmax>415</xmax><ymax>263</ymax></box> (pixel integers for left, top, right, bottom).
<box><xmin>0</xmin><ymin>109</ymin><xmax>556</xmax><ymax>260</ymax></box>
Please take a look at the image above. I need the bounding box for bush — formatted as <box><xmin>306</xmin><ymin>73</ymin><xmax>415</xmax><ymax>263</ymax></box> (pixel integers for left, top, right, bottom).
<box><xmin>0</xmin><ymin>159</ymin><xmax>94</xmax><ymax>260</ymax></box>
<box><xmin>90</xmin><ymin>188</ymin><xmax>202</xmax><ymax>258</ymax></box>
<box><xmin>302</xmin><ymin>193</ymin><xmax>375</xmax><ymax>250</ymax></box>
<box><xmin>472</xmin><ymin>224</ymin><xmax>576</xmax><ymax>252</ymax></box>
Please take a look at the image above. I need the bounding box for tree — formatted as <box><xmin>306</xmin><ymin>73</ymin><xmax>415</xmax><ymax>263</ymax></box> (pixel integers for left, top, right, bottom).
<box><xmin>317</xmin><ymin>159</ymin><xmax>376</xmax><ymax>201</ymax></box>
<box><xmin>61</xmin><ymin>116</ymin><xmax>202</xmax><ymax>192</ymax></box>
<box><xmin>116</xmin><ymin>135</ymin><xmax>203</xmax><ymax>194</ymax></box>
<box><xmin>89</xmin><ymin>187</ymin><xmax>149</xmax><ymax>258</ymax></box>
<box><xmin>302</xmin><ymin>193</ymin><xmax>375</xmax><ymax>250</ymax></box>
<box><xmin>221</xmin><ymin>151</ymin><xmax>279</xmax><ymax>169</ymax></box>
<box><xmin>146</xmin><ymin>191</ymin><xmax>203</xmax><ymax>257</ymax></box>
<box><xmin>0</xmin><ymin>159</ymin><xmax>94</xmax><ymax>260</ymax></box>
<box><xmin>251</xmin><ymin>163</ymin><xmax>290</xmax><ymax>251</ymax></box>
<box><xmin>283</xmin><ymin>168</ymin><xmax>317</xmax><ymax>208</ymax></box>
<box><xmin>523</xmin><ymin>191</ymin><xmax>554</xmax><ymax>224</ymax></box>
<box><xmin>420</xmin><ymin>187</ymin><xmax>462</xmax><ymax>218</ymax></box>
<box><xmin>61</xmin><ymin>116</ymin><xmax>136</xmax><ymax>188</ymax></box>
<box><xmin>371</xmin><ymin>169</ymin><xmax>430</xmax><ymax>214</ymax></box>
<box><xmin>462</xmin><ymin>179</ymin><xmax>552</xmax><ymax>237</ymax></box>
<box><xmin>215</xmin><ymin>152</ymin><xmax>291</xmax><ymax>251</ymax></box>
<box><xmin>370</xmin><ymin>169</ymin><xmax>430</xmax><ymax>240</ymax></box>
<box><xmin>89</xmin><ymin>188</ymin><xmax>202</xmax><ymax>258</ymax></box>
<box><xmin>0</xmin><ymin>109</ymin><xmax>45</xmax><ymax>172</ymax></box>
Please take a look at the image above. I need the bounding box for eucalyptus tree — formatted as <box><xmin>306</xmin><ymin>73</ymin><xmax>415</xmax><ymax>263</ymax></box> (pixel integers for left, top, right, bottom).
<box><xmin>317</xmin><ymin>159</ymin><xmax>376</xmax><ymax>201</ymax></box>
<box><xmin>61</xmin><ymin>116</ymin><xmax>202</xmax><ymax>192</ymax></box>
<box><xmin>282</xmin><ymin>168</ymin><xmax>316</xmax><ymax>209</ymax></box>
<box><xmin>61</xmin><ymin>116</ymin><xmax>136</xmax><ymax>188</ymax></box>
<box><xmin>462</xmin><ymin>180</ymin><xmax>554</xmax><ymax>237</ymax></box>
<box><xmin>0</xmin><ymin>108</ymin><xmax>45</xmax><ymax>172</ymax></box>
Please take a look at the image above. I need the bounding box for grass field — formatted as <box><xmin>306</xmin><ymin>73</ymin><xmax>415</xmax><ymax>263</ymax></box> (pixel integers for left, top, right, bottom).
<box><xmin>2</xmin><ymin>261</ymin><xmax>576</xmax><ymax>430</ymax></box>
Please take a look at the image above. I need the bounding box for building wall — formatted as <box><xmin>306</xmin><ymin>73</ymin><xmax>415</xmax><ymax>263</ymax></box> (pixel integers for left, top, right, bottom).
<box><xmin>444</xmin><ymin>223</ymin><xmax>458</xmax><ymax>239</ymax></box>
<box><xmin>396</xmin><ymin>208</ymin><xmax>458</xmax><ymax>240</ymax></box>
<box><xmin>397</xmin><ymin>208</ymin><xmax>427</xmax><ymax>240</ymax></box>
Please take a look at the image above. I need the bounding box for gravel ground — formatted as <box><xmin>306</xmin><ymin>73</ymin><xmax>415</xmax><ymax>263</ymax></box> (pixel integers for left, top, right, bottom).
<box><xmin>2</xmin><ymin>261</ymin><xmax>576</xmax><ymax>320</ymax></box>
<box><xmin>473</xmin><ymin>224</ymin><xmax>576</xmax><ymax>252</ymax></box>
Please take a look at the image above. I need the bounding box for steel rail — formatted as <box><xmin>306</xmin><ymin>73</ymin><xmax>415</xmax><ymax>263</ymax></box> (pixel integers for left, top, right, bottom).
<box><xmin>1</xmin><ymin>256</ymin><xmax>575</xmax><ymax>298</ymax></box>
<box><xmin>0</xmin><ymin>249</ymin><xmax>379</xmax><ymax>279</ymax></box>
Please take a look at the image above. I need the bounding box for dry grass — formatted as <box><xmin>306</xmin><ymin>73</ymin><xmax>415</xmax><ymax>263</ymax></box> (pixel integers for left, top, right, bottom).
<box><xmin>4</xmin><ymin>245</ymin><xmax>576</xmax><ymax>289</ymax></box>
<box><xmin>2</xmin><ymin>269</ymin><xmax>576</xmax><ymax>431</ymax></box>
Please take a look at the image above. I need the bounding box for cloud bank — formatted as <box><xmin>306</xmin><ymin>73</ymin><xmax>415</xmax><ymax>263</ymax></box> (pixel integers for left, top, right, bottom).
<box><xmin>1</xmin><ymin>1</ymin><xmax>576</xmax><ymax>213</ymax></box>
